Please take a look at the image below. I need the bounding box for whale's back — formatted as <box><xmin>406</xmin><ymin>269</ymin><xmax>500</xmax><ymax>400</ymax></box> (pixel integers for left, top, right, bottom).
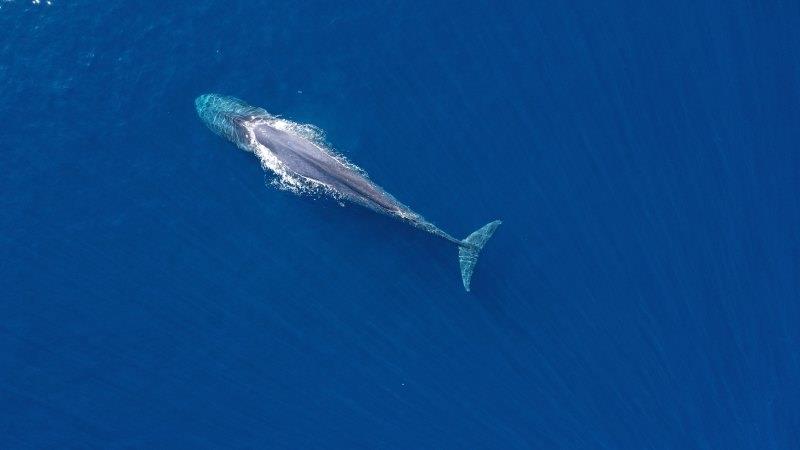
<box><xmin>253</xmin><ymin>123</ymin><xmax>401</xmax><ymax>214</ymax></box>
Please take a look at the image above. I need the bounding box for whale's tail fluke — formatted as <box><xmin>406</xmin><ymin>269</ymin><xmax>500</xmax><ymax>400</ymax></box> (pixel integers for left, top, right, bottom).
<box><xmin>458</xmin><ymin>220</ymin><xmax>502</xmax><ymax>292</ymax></box>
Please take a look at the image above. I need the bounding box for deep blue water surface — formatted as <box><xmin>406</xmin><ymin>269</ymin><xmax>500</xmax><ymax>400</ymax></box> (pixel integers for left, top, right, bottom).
<box><xmin>2</xmin><ymin>1</ymin><xmax>799</xmax><ymax>448</ymax></box>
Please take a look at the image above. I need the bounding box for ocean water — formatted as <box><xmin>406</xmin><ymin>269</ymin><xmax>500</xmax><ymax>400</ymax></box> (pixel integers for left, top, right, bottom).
<box><xmin>2</xmin><ymin>0</ymin><xmax>799</xmax><ymax>448</ymax></box>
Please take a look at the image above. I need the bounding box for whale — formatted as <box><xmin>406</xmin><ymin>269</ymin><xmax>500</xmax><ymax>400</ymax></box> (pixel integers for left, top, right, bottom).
<box><xmin>195</xmin><ymin>94</ymin><xmax>501</xmax><ymax>291</ymax></box>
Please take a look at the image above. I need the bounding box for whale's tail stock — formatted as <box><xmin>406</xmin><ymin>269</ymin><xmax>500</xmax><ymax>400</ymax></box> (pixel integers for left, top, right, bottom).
<box><xmin>458</xmin><ymin>220</ymin><xmax>502</xmax><ymax>292</ymax></box>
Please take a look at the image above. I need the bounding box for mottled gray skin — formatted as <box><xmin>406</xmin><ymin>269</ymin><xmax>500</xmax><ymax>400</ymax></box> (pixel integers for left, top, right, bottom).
<box><xmin>253</xmin><ymin>122</ymin><xmax>463</xmax><ymax>245</ymax></box>
<box><xmin>256</xmin><ymin>124</ymin><xmax>398</xmax><ymax>213</ymax></box>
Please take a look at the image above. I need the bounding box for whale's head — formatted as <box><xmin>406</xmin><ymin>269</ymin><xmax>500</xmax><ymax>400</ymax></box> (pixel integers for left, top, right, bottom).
<box><xmin>195</xmin><ymin>94</ymin><xmax>266</xmax><ymax>146</ymax></box>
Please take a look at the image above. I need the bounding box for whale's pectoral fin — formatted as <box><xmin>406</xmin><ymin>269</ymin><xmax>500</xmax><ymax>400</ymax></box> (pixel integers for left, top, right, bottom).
<box><xmin>458</xmin><ymin>220</ymin><xmax>502</xmax><ymax>292</ymax></box>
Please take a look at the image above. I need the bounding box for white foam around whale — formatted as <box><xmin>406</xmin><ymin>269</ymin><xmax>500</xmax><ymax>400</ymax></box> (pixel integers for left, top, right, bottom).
<box><xmin>241</xmin><ymin>115</ymin><xmax>368</xmax><ymax>200</ymax></box>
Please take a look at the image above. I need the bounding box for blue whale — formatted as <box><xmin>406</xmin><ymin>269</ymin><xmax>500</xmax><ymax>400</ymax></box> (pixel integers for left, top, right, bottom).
<box><xmin>195</xmin><ymin>94</ymin><xmax>501</xmax><ymax>291</ymax></box>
